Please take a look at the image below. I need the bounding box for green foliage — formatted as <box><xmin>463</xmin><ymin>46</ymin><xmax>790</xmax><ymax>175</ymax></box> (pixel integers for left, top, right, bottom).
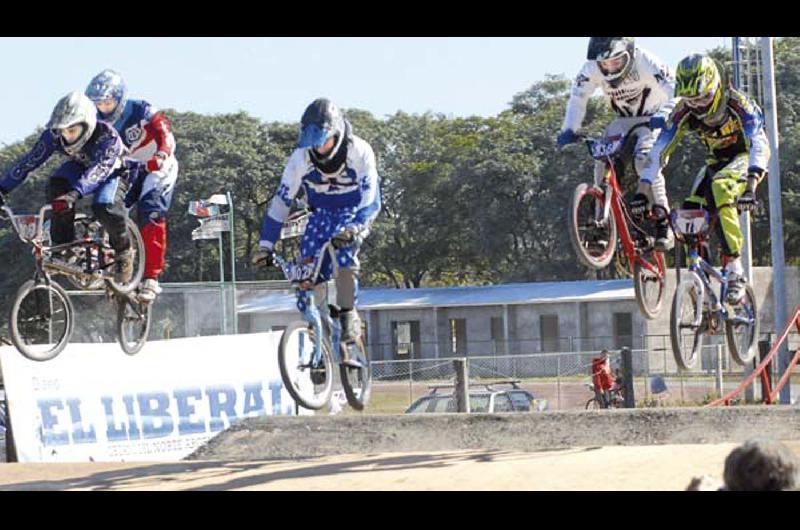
<box><xmin>1</xmin><ymin>38</ymin><xmax>798</xmax><ymax>320</ymax></box>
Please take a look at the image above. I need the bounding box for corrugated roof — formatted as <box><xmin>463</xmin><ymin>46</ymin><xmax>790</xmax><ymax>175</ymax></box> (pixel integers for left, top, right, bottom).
<box><xmin>237</xmin><ymin>279</ymin><xmax>635</xmax><ymax>314</ymax></box>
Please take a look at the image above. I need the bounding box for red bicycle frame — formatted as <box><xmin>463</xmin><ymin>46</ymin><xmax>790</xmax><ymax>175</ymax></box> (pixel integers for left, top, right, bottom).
<box><xmin>601</xmin><ymin>160</ymin><xmax>665</xmax><ymax>277</ymax></box>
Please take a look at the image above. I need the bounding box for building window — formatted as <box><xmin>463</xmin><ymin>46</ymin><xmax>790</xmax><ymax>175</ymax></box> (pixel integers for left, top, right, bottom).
<box><xmin>490</xmin><ymin>316</ymin><xmax>506</xmax><ymax>354</ymax></box>
<box><xmin>613</xmin><ymin>312</ymin><xmax>633</xmax><ymax>349</ymax></box>
<box><xmin>540</xmin><ymin>314</ymin><xmax>559</xmax><ymax>352</ymax></box>
<box><xmin>392</xmin><ymin>321</ymin><xmax>420</xmax><ymax>358</ymax></box>
<box><xmin>450</xmin><ymin>319</ymin><xmax>467</xmax><ymax>355</ymax></box>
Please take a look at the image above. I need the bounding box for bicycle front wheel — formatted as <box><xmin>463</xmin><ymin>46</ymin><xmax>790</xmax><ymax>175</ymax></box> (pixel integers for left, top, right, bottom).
<box><xmin>339</xmin><ymin>338</ymin><xmax>372</xmax><ymax>411</ymax></box>
<box><xmin>568</xmin><ymin>183</ymin><xmax>617</xmax><ymax>270</ymax></box>
<box><xmin>634</xmin><ymin>252</ymin><xmax>666</xmax><ymax>320</ymax></box>
<box><xmin>670</xmin><ymin>275</ymin><xmax>705</xmax><ymax>370</ymax></box>
<box><xmin>726</xmin><ymin>284</ymin><xmax>759</xmax><ymax>366</ymax></box>
<box><xmin>585</xmin><ymin>397</ymin><xmax>601</xmax><ymax>410</ymax></box>
<box><xmin>9</xmin><ymin>279</ymin><xmax>74</xmax><ymax>362</ymax></box>
<box><xmin>117</xmin><ymin>296</ymin><xmax>152</xmax><ymax>355</ymax></box>
<box><xmin>278</xmin><ymin>321</ymin><xmax>334</xmax><ymax>410</ymax></box>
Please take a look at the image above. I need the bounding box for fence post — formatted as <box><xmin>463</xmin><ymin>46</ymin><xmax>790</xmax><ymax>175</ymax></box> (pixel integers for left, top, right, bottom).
<box><xmin>556</xmin><ymin>354</ymin><xmax>561</xmax><ymax>411</ymax></box>
<box><xmin>453</xmin><ymin>358</ymin><xmax>470</xmax><ymax>413</ymax></box>
<box><xmin>679</xmin><ymin>367</ymin><xmax>685</xmax><ymax>403</ymax></box>
<box><xmin>621</xmin><ymin>347</ymin><xmax>635</xmax><ymax>408</ymax></box>
<box><xmin>715</xmin><ymin>344</ymin><xmax>724</xmax><ymax>398</ymax></box>
<box><xmin>759</xmin><ymin>339</ymin><xmax>773</xmax><ymax>403</ymax></box>
<box><xmin>408</xmin><ymin>358</ymin><xmax>413</xmax><ymax>407</ymax></box>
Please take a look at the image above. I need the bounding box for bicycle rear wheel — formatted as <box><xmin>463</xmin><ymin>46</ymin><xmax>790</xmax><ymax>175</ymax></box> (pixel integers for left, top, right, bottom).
<box><xmin>585</xmin><ymin>397</ymin><xmax>601</xmax><ymax>410</ymax></box>
<box><xmin>278</xmin><ymin>321</ymin><xmax>334</xmax><ymax>410</ymax></box>
<box><xmin>670</xmin><ymin>276</ymin><xmax>705</xmax><ymax>370</ymax></box>
<box><xmin>9</xmin><ymin>279</ymin><xmax>74</xmax><ymax>362</ymax></box>
<box><xmin>339</xmin><ymin>338</ymin><xmax>372</xmax><ymax>411</ymax></box>
<box><xmin>634</xmin><ymin>252</ymin><xmax>666</xmax><ymax>320</ymax></box>
<box><xmin>726</xmin><ymin>284</ymin><xmax>758</xmax><ymax>365</ymax></box>
<box><xmin>117</xmin><ymin>296</ymin><xmax>152</xmax><ymax>355</ymax></box>
<box><xmin>568</xmin><ymin>183</ymin><xmax>617</xmax><ymax>270</ymax></box>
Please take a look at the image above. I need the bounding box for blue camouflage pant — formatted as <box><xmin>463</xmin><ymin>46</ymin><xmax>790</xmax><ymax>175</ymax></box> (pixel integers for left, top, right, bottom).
<box><xmin>300</xmin><ymin>207</ymin><xmax>361</xmax><ymax>307</ymax></box>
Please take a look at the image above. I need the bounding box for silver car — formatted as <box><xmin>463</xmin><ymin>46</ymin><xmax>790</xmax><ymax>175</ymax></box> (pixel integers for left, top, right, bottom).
<box><xmin>405</xmin><ymin>380</ymin><xmax>548</xmax><ymax>413</ymax></box>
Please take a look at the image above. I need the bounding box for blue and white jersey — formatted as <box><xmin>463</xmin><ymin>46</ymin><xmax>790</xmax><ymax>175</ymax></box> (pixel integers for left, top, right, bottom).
<box><xmin>104</xmin><ymin>99</ymin><xmax>176</xmax><ymax>163</ymax></box>
<box><xmin>259</xmin><ymin>134</ymin><xmax>381</xmax><ymax>249</ymax></box>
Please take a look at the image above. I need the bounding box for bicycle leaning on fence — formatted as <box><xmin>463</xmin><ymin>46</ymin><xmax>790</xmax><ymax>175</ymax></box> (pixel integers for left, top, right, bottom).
<box><xmin>567</xmin><ymin>130</ymin><xmax>667</xmax><ymax>320</ymax></box>
<box><xmin>270</xmin><ymin>210</ymin><xmax>372</xmax><ymax>411</ymax></box>
<box><xmin>0</xmin><ymin>198</ymin><xmax>151</xmax><ymax>361</ymax></box>
<box><xmin>668</xmin><ymin>208</ymin><xmax>758</xmax><ymax>370</ymax></box>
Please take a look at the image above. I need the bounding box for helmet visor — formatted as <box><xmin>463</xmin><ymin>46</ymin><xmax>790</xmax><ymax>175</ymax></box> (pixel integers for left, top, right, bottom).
<box><xmin>60</xmin><ymin>124</ymin><xmax>84</xmax><ymax>145</ymax></box>
<box><xmin>297</xmin><ymin>123</ymin><xmax>332</xmax><ymax>149</ymax></box>
<box><xmin>95</xmin><ymin>98</ymin><xmax>118</xmax><ymax>116</ymax></box>
<box><xmin>598</xmin><ymin>53</ymin><xmax>628</xmax><ymax>77</ymax></box>
<box><xmin>684</xmin><ymin>90</ymin><xmax>716</xmax><ymax>112</ymax></box>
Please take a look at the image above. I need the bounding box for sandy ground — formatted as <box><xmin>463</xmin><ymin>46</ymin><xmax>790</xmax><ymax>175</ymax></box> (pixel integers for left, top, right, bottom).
<box><xmin>4</xmin><ymin>441</ymin><xmax>799</xmax><ymax>491</ymax></box>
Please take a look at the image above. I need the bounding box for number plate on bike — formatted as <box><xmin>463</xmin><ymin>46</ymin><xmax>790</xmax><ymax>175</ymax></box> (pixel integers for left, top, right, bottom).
<box><xmin>588</xmin><ymin>136</ymin><xmax>624</xmax><ymax>160</ymax></box>
<box><xmin>672</xmin><ymin>209</ymin><xmax>709</xmax><ymax>235</ymax></box>
<box><xmin>287</xmin><ymin>260</ymin><xmax>315</xmax><ymax>283</ymax></box>
<box><xmin>13</xmin><ymin>215</ymin><xmax>40</xmax><ymax>241</ymax></box>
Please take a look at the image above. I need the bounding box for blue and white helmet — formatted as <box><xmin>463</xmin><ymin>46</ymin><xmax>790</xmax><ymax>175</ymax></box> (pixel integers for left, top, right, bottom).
<box><xmin>299</xmin><ymin>98</ymin><xmax>347</xmax><ymax>149</ymax></box>
<box><xmin>85</xmin><ymin>69</ymin><xmax>128</xmax><ymax>123</ymax></box>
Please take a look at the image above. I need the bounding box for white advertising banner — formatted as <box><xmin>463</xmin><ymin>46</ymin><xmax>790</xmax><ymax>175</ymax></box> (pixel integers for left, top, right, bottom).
<box><xmin>0</xmin><ymin>332</ymin><xmax>305</xmax><ymax>463</ymax></box>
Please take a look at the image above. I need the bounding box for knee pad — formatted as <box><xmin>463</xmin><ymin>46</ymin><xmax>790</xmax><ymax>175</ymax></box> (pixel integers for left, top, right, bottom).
<box><xmin>336</xmin><ymin>267</ymin><xmax>359</xmax><ymax>309</ymax></box>
<box><xmin>633</xmin><ymin>151</ymin><xmax>650</xmax><ymax>179</ymax></box>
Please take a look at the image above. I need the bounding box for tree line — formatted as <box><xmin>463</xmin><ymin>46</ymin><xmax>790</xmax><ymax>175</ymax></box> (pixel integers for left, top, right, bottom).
<box><xmin>2</xmin><ymin>39</ymin><xmax>798</xmax><ymax>324</ymax></box>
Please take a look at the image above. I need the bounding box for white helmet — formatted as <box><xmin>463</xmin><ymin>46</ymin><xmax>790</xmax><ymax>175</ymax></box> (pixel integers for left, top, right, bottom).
<box><xmin>47</xmin><ymin>91</ymin><xmax>98</xmax><ymax>155</ymax></box>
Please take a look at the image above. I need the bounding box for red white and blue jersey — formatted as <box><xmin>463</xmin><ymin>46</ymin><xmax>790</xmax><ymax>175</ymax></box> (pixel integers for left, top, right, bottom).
<box><xmin>103</xmin><ymin>99</ymin><xmax>176</xmax><ymax>163</ymax></box>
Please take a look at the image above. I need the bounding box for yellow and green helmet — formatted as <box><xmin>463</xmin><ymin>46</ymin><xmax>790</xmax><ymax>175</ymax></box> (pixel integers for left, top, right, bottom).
<box><xmin>675</xmin><ymin>53</ymin><xmax>723</xmax><ymax>119</ymax></box>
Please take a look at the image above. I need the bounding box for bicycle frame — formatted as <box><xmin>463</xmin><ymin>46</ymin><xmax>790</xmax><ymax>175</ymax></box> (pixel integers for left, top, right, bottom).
<box><xmin>1</xmin><ymin>203</ymin><xmax>135</xmax><ymax>290</ymax></box>
<box><xmin>673</xmin><ymin>211</ymin><xmax>755</xmax><ymax>329</ymax></box>
<box><xmin>592</xmin><ymin>145</ymin><xmax>664</xmax><ymax>278</ymax></box>
<box><xmin>273</xmin><ymin>240</ymin><xmax>347</xmax><ymax>369</ymax></box>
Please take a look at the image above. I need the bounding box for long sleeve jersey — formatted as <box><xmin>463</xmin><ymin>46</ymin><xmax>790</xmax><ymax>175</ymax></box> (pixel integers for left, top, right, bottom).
<box><xmin>104</xmin><ymin>99</ymin><xmax>176</xmax><ymax>163</ymax></box>
<box><xmin>640</xmin><ymin>87</ymin><xmax>771</xmax><ymax>184</ymax></box>
<box><xmin>259</xmin><ymin>134</ymin><xmax>381</xmax><ymax>248</ymax></box>
<box><xmin>0</xmin><ymin>121</ymin><xmax>126</xmax><ymax>197</ymax></box>
<box><xmin>562</xmin><ymin>46</ymin><xmax>676</xmax><ymax>132</ymax></box>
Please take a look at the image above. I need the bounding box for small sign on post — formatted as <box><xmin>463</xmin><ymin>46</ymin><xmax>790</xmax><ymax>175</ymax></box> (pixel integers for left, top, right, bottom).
<box><xmin>191</xmin><ymin>213</ymin><xmax>231</xmax><ymax>240</ymax></box>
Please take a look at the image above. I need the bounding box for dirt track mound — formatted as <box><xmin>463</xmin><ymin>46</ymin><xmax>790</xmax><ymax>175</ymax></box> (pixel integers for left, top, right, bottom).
<box><xmin>188</xmin><ymin>406</ymin><xmax>800</xmax><ymax>461</ymax></box>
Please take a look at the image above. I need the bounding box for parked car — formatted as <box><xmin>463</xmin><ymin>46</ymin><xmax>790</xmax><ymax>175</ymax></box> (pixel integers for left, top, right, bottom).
<box><xmin>405</xmin><ymin>380</ymin><xmax>548</xmax><ymax>414</ymax></box>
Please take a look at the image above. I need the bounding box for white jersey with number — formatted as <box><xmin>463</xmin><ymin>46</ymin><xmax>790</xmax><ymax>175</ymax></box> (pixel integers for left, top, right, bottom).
<box><xmin>562</xmin><ymin>46</ymin><xmax>676</xmax><ymax>132</ymax></box>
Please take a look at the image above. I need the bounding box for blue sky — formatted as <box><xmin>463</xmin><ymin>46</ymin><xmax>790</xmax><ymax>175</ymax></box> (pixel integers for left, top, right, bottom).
<box><xmin>0</xmin><ymin>37</ymin><xmax>729</xmax><ymax>145</ymax></box>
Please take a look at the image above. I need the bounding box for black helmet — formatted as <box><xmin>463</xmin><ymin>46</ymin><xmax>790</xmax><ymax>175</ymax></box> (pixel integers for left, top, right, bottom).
<box><xmin>297</xmin><ymin>98</ymin><xmax>351</xmax><ymax>171</ymax></box>
<box><xmin>587</xmin><ymin>37</ymin><xmax>635</xmax><ymax>87</ymax></box>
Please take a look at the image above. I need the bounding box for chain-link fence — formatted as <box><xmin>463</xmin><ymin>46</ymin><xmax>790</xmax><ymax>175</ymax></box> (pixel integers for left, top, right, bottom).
<box><xmin>370</xmin><ymin>335</ymin><xmax>800</xmax><ymax>414</ymax></box>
